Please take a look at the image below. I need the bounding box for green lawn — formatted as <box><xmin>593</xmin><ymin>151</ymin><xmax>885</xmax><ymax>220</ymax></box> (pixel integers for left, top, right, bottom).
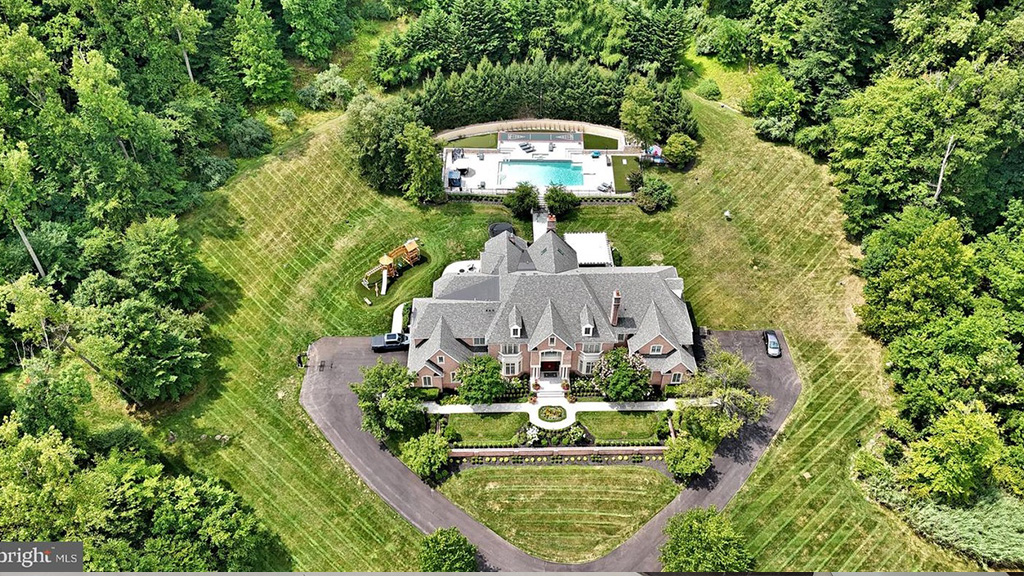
<box><xmin>440</xmin><ymin>466</ymin><xmax>679</xmax><ymax>563</ymax></box>
<box><xmin>558</xmin><ymin>97</ymin><xmax>973</xmax><ymax>570</ymax></box>
<box><xmin>583</xmin><ymin>134</ymin><xmax>619</xmax><ymax>150</ymax></box>
<box><xmin>447</xmin><ymin>133</ymin><xmax>498</xmax><ymax>148</ymax></box>
<box><xmin>448</xmin><ymin>413</ymin><xmax>527</xmax><ymax>443</ymax></box>
<box><xmin>578</xmin><ymin>411</ymin><xmax>665</xmax><ymax>442</ymax></box>
<box><xmin>119</xmin><ymin>115</ymin><xmax>519</xmax><ymax>571</ymax></box>
<box><xmin>76</xmin><ymin>92</ymin><xmax>976</xmax><ymax>570</ymax></box>
<box><xmin>611</xmin><ymin>155</ymin><xmax>639</xmax><ymax>192</ymax></box>
<box><xmin>681</xmin><ymin>42</ymin><xmax>756</xmax><ymax>110</ymax></box>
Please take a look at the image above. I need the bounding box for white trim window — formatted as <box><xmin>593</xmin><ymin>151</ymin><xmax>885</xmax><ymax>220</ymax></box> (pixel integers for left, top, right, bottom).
<box><xmin>511</xmin><ymin>326</ymin><xmax>521</xmax><ymax>338</ymax></box>
<box><xmin>422</xmin><ymin>375</ymin><xmax>433</xmax><ymax>387</ymax></box>
<box><xmin>583</xmin><ymin>325</ymin><xmax>593</xmax><ymax>337</ymax></box>
<box><xmin>436</xmin><ymin>355</ymin><xmax>445</xmax><ymax>364</ymax></box>
<box><xmin>504</xmin><ymin>362</ymin><xmax>518</xmax><ymax>376</ymax></box>
<box><xmin>501</xmin><ymin>343</ymin><xmax>518</xmax><ymax>355</ymax></box>
<box><xmin>472</xmin><ymin>337</ymin><xmax>486</xmax><ymax>346</ymax></box>
<box><xmin>578</xmin><ymin>359</ymin><xmax>595</xmax><ymax>375</ymax></box>
<box><xmin>670</xmin><ymin>372</ymin><xmax>683</xmax><ymax>384</ymax></box>
<box><xmin>650</xmin><ymin>344</ymin><xmax>663</xmax><ymax>355</ymax></box>
<box><xmin>582</xmin><ymin>343</ymin><xmax>601</xmax><ymax>354</ymax></box>
<box><xmin>548</xmin><ymin>335</ymin><xmax>556</xmax><ymax>347</ymax></box>
<box><xmin>617</xmin><ymin>333</ymin><xmax>626</xmax><ymax>342</ymax></box>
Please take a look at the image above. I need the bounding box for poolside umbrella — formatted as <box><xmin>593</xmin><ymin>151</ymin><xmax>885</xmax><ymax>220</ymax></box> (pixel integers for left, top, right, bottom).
<box><xmin>647</xmin><ymin>145</ymin><xmax>662</xmax><ymax>156</ymax></box>
<box><xmin>451</xmin><ymin>157</ymin><xmax>473</xmax><ymax>171</ymax></box>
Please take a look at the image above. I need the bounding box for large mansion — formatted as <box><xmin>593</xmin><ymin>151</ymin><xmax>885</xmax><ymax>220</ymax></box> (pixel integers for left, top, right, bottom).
<box><xmin>407</xmin><ymin>219</ymin><xmax>697</xmax><ymax>390</ymax></box>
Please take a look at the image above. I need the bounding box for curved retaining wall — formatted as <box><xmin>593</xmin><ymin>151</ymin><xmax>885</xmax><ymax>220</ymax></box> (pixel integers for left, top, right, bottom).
<box><xmin>435</xmin><ymin>118</ymin><xmax>630</xmax><ymax>149</ymax></box>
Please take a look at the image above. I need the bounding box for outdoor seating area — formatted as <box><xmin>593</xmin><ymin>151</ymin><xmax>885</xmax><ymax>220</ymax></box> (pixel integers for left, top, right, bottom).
<box><xmin>443</xmin><ymin>130</ymin><xmax>628</xmax><ymax>194</ymax></box>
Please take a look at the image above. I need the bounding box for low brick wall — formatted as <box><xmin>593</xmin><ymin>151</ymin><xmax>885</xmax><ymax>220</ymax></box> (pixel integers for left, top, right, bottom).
<box><xmin>450</xmin><ymin>445</ymin><xmax>665</xmax><ymax>458</ymax></box>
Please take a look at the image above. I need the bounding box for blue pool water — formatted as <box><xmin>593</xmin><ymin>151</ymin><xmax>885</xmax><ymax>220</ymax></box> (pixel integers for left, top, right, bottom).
<box><xmin>499</xmin><ymin>160</ymin><xmax>584</xmax><ymax>188</ymax></box>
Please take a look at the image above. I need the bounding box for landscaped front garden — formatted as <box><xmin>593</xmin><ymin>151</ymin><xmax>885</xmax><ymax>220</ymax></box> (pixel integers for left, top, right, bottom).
<box><xmin>578</xmin><ymin>411</ymin><xmax>668</xmax><ymax>444</ymax></box>
<box><xmin>440</xmin><ymin>466</ymin><xmax>680</xmax><ymax>563</ymax></box>
<box><xmin>446</xmin><ymin>413</ymin><xmax>528</xmax><ymax>445</ymax></box>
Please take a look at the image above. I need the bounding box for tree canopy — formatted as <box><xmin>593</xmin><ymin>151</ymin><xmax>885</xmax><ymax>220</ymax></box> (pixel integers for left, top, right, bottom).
<box><xmin>351</xmin><ymin>359</ymin><xmax>423</xmax><ymax>442</ymax></box>
<box><xmin>419</xmin><ymin>527</ymin><xmax>478</xmax><ymax>571</ymax></box>
<box><xmin>660</xmin><ymin>507</ymin><xmax>756</xmax><ymax>571</ymax></box>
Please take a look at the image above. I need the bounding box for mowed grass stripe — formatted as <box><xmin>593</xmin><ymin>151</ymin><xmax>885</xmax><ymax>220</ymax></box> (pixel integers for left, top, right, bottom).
<box><xmin>441</xmin><ymin>466</ymin><xmax>679</xmax><ymax>563</ymax></box>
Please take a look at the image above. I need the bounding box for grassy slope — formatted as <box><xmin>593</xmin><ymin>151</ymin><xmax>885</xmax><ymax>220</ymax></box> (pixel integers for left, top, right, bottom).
<box><xmin>558</xmin><ymin>97</ymin><xmax>973</xmax><ymax>570</ymax></box>
<box><xmin>448</xmin><ymin>133</ymin><xmax>498</xmax><ymax>148</ymax></box>
<box><xmin>77</xmin><ymin>78</ymin><xmax>973</xmax><ymax>569</ymax></box>
<box><xmin>680</xmin><ymin>43</ymin><xmax>755</xmax><ymax>109</ymax></box>
<box><xmin>441</xmin><ymin>466</ymin><xmax>679</xmax><ymax>563</ymax></box>
<box><xmin>449</xmin><ymin>412</ymin><xmax>527</xmax><ymax>443</ymax></box>
<box><xmin>578</xmin><ymin>411</ymin><xmax>665</xmax><ymax>442</ymax></box>
<box><xmin>148</xmin><ymin>116</ymin><xmax>517</xmax><ymax>571</ymax></box>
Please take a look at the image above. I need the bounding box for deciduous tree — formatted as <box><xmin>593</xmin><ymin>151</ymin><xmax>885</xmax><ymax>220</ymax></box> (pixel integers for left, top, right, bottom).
<box><xmin>660</xmin><ymin>507</ymin><xmax>755</xmax><ymax>571</ymax></box>
<box><xmin>419</xmin><ymin>527</ymin><xmax>477</xmax><ymax>571</ymax></box>
<box><xmin>351</xmin><ymin>359</ymin><xmax>423</xmax><ymax>441</ymax></box>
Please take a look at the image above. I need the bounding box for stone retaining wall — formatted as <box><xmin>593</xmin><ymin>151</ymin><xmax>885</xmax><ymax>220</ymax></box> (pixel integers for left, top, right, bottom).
<box><xmin>435</xmin><ymin>118</ymin><xmax>630</xmax><ymax>149</ymax></box>
<box><xmin>450</xmin><ymin>445</ymin><xmax>665</xmax><ymax>458</ymax></box>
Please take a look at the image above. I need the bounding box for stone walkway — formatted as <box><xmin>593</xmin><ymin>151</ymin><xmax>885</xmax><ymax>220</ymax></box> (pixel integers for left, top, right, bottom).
<box><xmin>424</xmin><ymin>397</ymin><xmax>699</xmax><ymax>430</ymax></box>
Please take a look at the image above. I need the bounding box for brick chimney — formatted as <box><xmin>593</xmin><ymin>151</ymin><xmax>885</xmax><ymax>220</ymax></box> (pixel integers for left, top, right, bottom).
<box><xmin>547</xmin><ymin>213</ymin><xmax>557</xmax><ymax>233</ymax></box>
<box><xmin>609</xmin><ymin>290</ymin><xmax>621</xmax><ymax>326</ymax></box>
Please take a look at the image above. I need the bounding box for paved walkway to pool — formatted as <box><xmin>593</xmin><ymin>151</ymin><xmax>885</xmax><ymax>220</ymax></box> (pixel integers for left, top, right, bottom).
<box><xmin>424</xmin><ymin>397</ymin><xmax>703</xmax><ymax>430</ymax></box>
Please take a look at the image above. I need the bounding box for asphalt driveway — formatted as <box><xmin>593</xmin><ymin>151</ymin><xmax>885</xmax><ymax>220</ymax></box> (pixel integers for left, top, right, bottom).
<box><xmin>299</xmin><ymin>330</ymin><xmax>801</xmax><ymax>570</ymax></box>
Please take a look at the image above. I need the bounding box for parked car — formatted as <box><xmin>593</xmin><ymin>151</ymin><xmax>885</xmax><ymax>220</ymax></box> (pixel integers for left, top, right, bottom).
<box><xmin>371</xmin><ymin>333</ymin><xmax>409</xmax><ymax>352</ymax></box>
<box><xmin>763</xmin><ymin>329</ymin><xmax>782</xmax><ymax>358</ymax></box>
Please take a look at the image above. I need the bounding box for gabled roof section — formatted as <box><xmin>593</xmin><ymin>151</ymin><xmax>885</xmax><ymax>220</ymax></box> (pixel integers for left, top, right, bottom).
<box><xmin>508</xmin><ymin>305</ymin><xmax>522</xmax><ymax>329</ymax></box>
<box><xmin>409</xmin><ymin>316</ymin><xmax>472</xmax><ymax>371</ymax></box>
<box><xmin>629</xmin><ymin>300</ymin><xmax>678</xmax><ymax>354</ymax></box>
<box><xmin>646</xmin><ymin>348</ymin><xmax>698</xmax><ymax>374</ymax></box>
<box><xmin>528</xmin><ymin>299</ymin><xmax>574</xmax><ymax>349</ymax></box>
<box><xmin>528</xmin><ymin>231</ymin><xmax>578</xmax><ymax>274</ymax></box>
<box><xmin>580</xmin><ymin>305</ymin><xmax>594</xmax><ymax>331</ymax></box>
<box><xmin>480</xmin><ymin>231</ymin><xmax>529</xmax><ymax>274</ymax></box>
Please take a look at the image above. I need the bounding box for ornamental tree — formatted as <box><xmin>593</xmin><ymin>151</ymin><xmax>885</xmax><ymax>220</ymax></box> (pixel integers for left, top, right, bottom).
<box><xmin>400</xmin><ymin>433</ymin><xmax>450</xmax><ymax>481</ymax></box>
<box><xmin>543</xmin><ymin>185</ymin><xmax>581</xmax><ymax>218</ymax></box>
<box><xmin>664</xmin><ymin>435</ymin><xmax>716</xmax><ymax>478</ymax></box>
<box><xmin>592</xmin><ymin>348</ymin><xmax>651</xmax><ymax>402</ymax></box>
<box><xmin>662</xmin><ymin>133</ymin><xmax>698</xmax><ymax>166</ymax></box>
<box><xmin>635</xmin><ymin>174</ymin><xmax>675</xmax><ymax>213</ymax></box>
<box><xmin>419</xmin><ymin>527</ymin><xmax>477</xmax><ymax>571</ymax></box>
<box><xmin>502</xmin><ymin>182</ymin><xmax>540</xmax><ymax>218</ymax></box>
<box><xmin>660</xmin><ymin>507</ymin><xmax>756</xmax><ymax>571</ymax></box>
<box><xmin>351</xmin><ymin>359</ymin><xmax>423</xmax><ymax>441</ymax></box>
<box><xmin>453</xmin><ymin>355</ymin><xmax>506</xmax><ymax>404</ymax></box>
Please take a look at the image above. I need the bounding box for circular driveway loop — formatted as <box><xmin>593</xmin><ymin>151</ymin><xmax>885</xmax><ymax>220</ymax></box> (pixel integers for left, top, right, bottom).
<box><xmin>299</xmin><ymin>330</ymin><xmax>802</xmax><ymax>570</ymax></box>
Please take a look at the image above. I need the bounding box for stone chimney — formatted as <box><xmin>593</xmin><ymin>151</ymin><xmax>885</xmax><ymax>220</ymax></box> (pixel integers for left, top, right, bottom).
<box><xmin>547</xmin><ymin>213</ymin><xmax>557</xmax><ymax>233</ymax></box>
<box><xmin>609</xmin><ymin>290</ymin><xmax>621</xmax><ymax>326</ymax></box>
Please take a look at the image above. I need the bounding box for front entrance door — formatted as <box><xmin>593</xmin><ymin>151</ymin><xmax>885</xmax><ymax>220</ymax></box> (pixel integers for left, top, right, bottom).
<box><xmin>540</xmin><ymin>361</ymin><xmax>559</xmax><ymax>376</ymax></box>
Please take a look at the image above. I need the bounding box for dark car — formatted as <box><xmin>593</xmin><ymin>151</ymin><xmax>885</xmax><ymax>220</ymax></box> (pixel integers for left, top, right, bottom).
<box><xmin>763</xmin><ymin>329</ymin><xmax>782</xmax><ymax>358</ymax></box>
<box><xmin>371</xmin><ymin>333</ymin><xmax>409</xmax><ymax>352</ymax></box>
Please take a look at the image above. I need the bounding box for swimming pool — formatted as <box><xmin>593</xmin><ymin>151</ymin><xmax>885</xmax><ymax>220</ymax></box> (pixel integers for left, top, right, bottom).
<box><xmin>499</xmin><ymin>159</ymin><xmax>584</xmax><ymax>188</ymax></box>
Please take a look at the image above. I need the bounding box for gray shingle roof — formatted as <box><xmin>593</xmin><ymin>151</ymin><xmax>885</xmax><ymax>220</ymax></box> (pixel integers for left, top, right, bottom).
<box><xmin>629</xmin><ymin>300</ymin><xmax>678</xmax><ymax>354</ymax></box>
<box><xmin>645</xmin><ymin>348</ymin><xmax>698</xmax><ymax>374</ymax></box>
<box><xmin>528</xmin><ymin>230</ymin><xmax>578</xmax><ymax>274</ymax></box>
<box><xmin>528</xmin><ymin>299</ymin><xmax>575</xmax><ymax>349</ymax></box>
<box><xmin>408</xmin><ymin>316</ymin><xmax>472</xmax><ymax>372</ymax></box>
<box><xmin>408</xmin><ymin>229</ymin><xmax>695</xmax><ymax>375</ymax></box>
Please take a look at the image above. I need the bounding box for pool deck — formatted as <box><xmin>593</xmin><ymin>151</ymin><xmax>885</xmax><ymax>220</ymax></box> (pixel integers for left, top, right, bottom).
<box><xmin>447</xmin><ymin>141</ymin><xmax>618</xmax><ymax>193</ymax></box>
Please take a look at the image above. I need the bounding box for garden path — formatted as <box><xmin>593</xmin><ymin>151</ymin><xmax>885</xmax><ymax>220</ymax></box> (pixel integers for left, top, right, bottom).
<box><xmin>423</xmin><ymin>397</ymin><xmax>696</xmax><ymax>430</ymax></box>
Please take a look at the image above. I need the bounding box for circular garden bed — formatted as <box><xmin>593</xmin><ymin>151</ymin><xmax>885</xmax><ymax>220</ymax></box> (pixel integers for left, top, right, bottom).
<box><xmin>538</xmin><ymin>405</ymin><xmax>567</xmax><ymax>422</ymax></box>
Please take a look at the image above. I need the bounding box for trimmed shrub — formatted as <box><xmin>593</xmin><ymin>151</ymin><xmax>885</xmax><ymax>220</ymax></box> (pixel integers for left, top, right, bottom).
<box><xmin>694</xmin><ymin>78</ymin><xmax>721</xmax><ymax>100</ymax></box>
<box><xmin>227</xmin><ymin>118</ymin><xmax>273</xmax><ymax>157</ymax></box>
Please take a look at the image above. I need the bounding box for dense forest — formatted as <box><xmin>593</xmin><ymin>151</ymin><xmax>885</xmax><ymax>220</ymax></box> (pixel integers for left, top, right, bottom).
<box><xmin>2</xmin><ymin>0</ymin><xmax>1023</xmax><ymax>568</ymax></box>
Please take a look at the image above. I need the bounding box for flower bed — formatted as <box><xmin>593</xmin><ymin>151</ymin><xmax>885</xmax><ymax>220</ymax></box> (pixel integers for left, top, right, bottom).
<box><xmin>538</xmin><ymin>405</ymin><xmax>567</xmax><ymax>422</ymax></box>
